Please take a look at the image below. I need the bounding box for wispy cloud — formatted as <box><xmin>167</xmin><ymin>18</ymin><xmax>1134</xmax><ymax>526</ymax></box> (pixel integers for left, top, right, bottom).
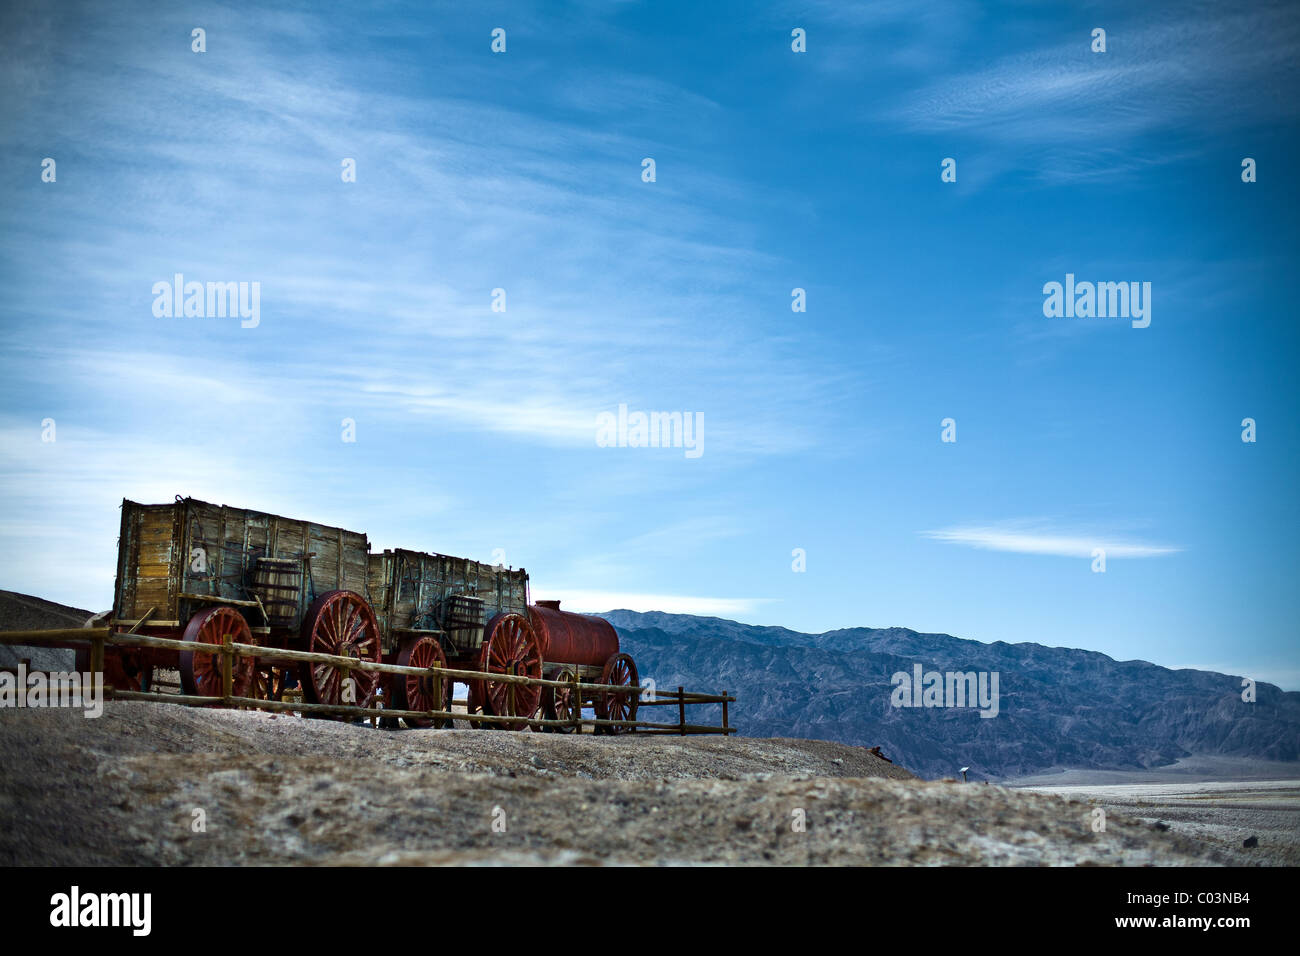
<box><xmin>889</xmin><ymin>2</ymin><xmax>1300</xmax><ymax>182</ymax></box>
<box><xmin>920</xmin><ymin>522</ymin><xmax>1180</xmax><ymax>559</ymax></box>
<box><xmin>0</xmin><ymin>2</ymin><xmax>840</xmax><ymax>473</ymax></box>
<box><xmin>897</xmin><ymin>6</ymin><xmax>1299</xmax><ymax>133</ymax></box>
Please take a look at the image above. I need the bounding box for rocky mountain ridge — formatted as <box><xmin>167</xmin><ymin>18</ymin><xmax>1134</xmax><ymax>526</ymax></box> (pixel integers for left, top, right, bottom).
<box><xmin>605</xmin><ymin>609</ymin><xmax>1300</xmax><ymax>779</ymax></box>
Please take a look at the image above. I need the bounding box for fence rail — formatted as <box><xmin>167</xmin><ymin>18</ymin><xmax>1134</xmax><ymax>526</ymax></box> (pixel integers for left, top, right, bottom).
<box><xmin>0</xmin><ymin>627</ymin><xmax>735</xmax><ymax>736</ymax></box>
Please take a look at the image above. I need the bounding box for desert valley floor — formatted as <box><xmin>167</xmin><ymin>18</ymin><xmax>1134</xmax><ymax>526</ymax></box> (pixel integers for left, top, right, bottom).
<box><xmin>2</xmin><ymin>702</ymin><xmax>1295</xmax><ymax>866</ymax></box>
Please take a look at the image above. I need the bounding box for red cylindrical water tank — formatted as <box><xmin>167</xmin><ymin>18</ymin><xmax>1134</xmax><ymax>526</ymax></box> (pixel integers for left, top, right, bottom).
<box><xmin>527</xmin><ymin>601</ymin><xmax>619</xmax><ymax>667</ymax></box>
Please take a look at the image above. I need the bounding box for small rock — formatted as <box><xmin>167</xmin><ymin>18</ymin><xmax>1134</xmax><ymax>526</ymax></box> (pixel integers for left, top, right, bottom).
<box><xmin>1154</xmin><ymin>821</ymin><xmax>1169</xmax><ymax>831</ymax></box>
<box><xmin>1243</xmin><ymin>835</ymin><xmax>1258</xmax><ymax>848</ymax></box>
<box><xmin>529</xmin><ymin>754</ymin><xmax>544</xmax><ymax>769</ymax></box>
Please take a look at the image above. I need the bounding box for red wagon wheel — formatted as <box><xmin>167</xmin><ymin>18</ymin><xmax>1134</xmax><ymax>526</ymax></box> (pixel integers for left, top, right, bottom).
<box><xmin>479</xmin><ymin>612</ymin><xmax>543</xmax><ymax>731</ymax></box>
<box><xmin>179</xmin><ymin>606</ymin><xmax>257</xmax><ymax>699</ymax></box>
<box><xmin>392</xmin><ymin>636</ymin><xmax>453</xmax><ymax>729</ymax></box>
<box><xmin>541</xmin><ymin>667</ymin><xmax>579</xmax><ymax>733</ymax></box>
<box><xmin>594</xmin><ymin>652</ymin><xmax>638</xmax><ymax>735</ymax></box>
<box><xmin>75</xmin><ymin>641</ymin><xmax>153</xmax><ymax>694</ymax></box>
<box><xmin>298</xmin><ymin>590</ymin><xmax>382</xmax><ymax>712</ymax></box>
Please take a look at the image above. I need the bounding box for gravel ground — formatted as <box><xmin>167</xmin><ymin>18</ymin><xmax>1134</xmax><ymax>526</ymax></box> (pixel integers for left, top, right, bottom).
<box><xmin>0</xmin><ymin>703</ymin><xmax>1262</xmax><ymax>866</ymax></box>
<box><xmin>1019</xmin><ymin>781</ymin><xmax>1300</xmax><ymax>867</ymax></box>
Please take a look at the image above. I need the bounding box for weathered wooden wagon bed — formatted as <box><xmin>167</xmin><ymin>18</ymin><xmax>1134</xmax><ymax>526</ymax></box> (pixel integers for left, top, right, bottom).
<box><xmin>100</xmin><ymin>497</ymin><xmax>376</xmax><ymax>706</ymax></box>
<box><xmin>369</xmin><ymin>546</ymin><xmax>532</xmax><ymax>728</ymax></box>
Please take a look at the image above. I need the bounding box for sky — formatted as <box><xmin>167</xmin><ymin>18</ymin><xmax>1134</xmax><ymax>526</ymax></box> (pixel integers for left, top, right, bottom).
<box><xmin>1</xmin><ymin>0</ymin><xmax>1297</xmax><ymax>688</ymax></box>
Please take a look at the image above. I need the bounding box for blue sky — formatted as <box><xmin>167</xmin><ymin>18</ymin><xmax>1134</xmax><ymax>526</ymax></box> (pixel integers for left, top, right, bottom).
<box><xmin>1</xmin><ymin>1</ymin><xmax>1297</xmax><ymax>688</ymax></box>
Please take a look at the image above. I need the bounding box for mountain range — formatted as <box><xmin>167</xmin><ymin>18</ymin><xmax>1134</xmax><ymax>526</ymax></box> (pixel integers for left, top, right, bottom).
<box><xmin>605</xmin><ymin>610</ymin><xmax>1300</xmax><ymax>780</ymax></box>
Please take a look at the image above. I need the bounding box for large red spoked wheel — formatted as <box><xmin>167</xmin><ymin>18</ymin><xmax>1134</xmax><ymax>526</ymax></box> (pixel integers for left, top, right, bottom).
<box><xmin>541</xmin><ymin>667</ymin><xmax>579</xmax><ymax>733</ymax></box>
<box><xmin>479</xmin><ymin>612</ymin><xmax>543</xmax><ymax>731</ymax></box>
<box><xmin>179</xmin><ymin>606</ymin><xmax>256</xmax><ymax>699</ymax></box>
<box><xmin>298</xmin><ymin>590</ymin><xmax>382</xmax><ymax>711</ymax></box>
<box><xmin>392</xmin><ymin>637</ymin><xmax>453</xmax><ymax>729</ymax></box>
<box><xmin>594</xmin><ymin>652</ymin><xmax>639</xmax><ymax>735</ymax></box>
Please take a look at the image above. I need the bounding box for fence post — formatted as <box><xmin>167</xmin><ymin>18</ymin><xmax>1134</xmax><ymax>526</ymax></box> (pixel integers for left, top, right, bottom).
<box><xmin>722</xmin><ymin>690</ymin><xmax>729</xmax><ymax>735</ymax></box>
<box><xmin>571</xmin><ymin>672</ymin><xmax>582</xmax><ymax>733</ymax></box>
<box><xmin>678</xmin><ymin>686</ymin><xmax>686</xmax><ymax>736</ymax></box>
<box><xmin>222</xmin><ymin>630</ymin><xmax>233</xmax><ymax>704</ymax></box>
<box><xmin>90</xmin><ymin>634</ymin><xmax>105</xmax><ymax>691</ymax></box>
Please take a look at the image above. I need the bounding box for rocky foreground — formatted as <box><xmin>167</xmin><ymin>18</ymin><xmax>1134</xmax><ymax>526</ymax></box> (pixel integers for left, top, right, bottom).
<box><xmin>0</xmin><ymin>703</ymin><xmax>1270</xmax><ymax>866</ymax></box>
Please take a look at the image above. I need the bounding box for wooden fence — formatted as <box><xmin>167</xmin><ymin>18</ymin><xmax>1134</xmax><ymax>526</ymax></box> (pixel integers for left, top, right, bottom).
<box><xmin>0</xmin><ymin>627</ymin><xmax>735</xmax><ymax>735</ymax></box>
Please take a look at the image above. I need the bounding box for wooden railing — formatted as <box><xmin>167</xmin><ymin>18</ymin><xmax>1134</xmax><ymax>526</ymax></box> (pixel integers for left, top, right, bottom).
<box><xmin>0</xmin><ymin>627</ymin><xmax>735</xmax><ymax>736</ymax></box>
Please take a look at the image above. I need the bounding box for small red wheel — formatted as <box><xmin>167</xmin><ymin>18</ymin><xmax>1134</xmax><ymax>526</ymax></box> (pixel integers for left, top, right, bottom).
<box><xmin>479</xmin><ymin>612</ymin><xmax>543</xmax><ymax>731</ymax></box>
<box><xmin>179</xmin><ymin>607</ymin><xmax>256</xmax><ymax>699</ymax></box>
<box><xmin>298</xmin><ymin>590</ymin><xmax>382</xmax><ymax>710</ymax></box>
<box><xmin>541</xmin><ymin>667</ymin><xmax>579</xmax><ymax>733</ymax></box>
<box><xmin>392</xmin><ymin>637</ymin><xmax>453</xmax><ymax>729</ymax></box>
<box><xmin>594</xmin><ymin>652</ymin><xmax>638</xmax><ymax>735</ymax></box>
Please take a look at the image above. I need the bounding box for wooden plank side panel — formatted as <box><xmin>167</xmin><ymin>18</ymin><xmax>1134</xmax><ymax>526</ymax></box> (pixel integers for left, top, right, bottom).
<box><xmin>384</xmin><ymin>548</ymin><xmax>530</xmax><ymax>623</ymax></box>
<box><xmin>217</xmin><ymin>508</ymin><xmax>248</xmax><ymax>597</ymax></box>
<box><xmin>245</xmin><ymin>512</ymin><xmax>269</xmax><ymax>567</ymax></box>
<box><xmin>341</xmin><ymin>530</ymin><xmax>369</xmax><ymax>596</ymax></box>
<box><xmin>391</xmin><ymin>551</ymin><xmax>419</xmax><ymax>626</ymax></box>
<box><xmin>181</xmin><ymin>499</ymin><xmax>227</xmax><ymax>598</ymax></box>
<box><xmin>506</xmin><ymin>568</ymin><xmax>528</xmax><ymax>615</ymax></box>
<box><xmin>266</xmin><ymin>518</ymin><xmax>309</xmax><ymax>626</ymax></box>
<box><xmin>366</xmin><ymin>553</ymin><xmax>390</xmax><ymax>614</ymax></box>
<box><xmin>307</xmin><ymin>527</ymin><xmax>340</xmax><ymax>602</ymax></box>
<box><xmin>367</xmin><ymin>552</ymin><xmax>394</xmax><ymax>648</ymax></box>
<box><xmin>272</xmin><ymin>520</ymin><xmax>308</xmax><ymax>563</ymax></box>
<box><xmin>115</xmin><ymin>501</ymin><xmax>185</xmax><ymax>620</ymax></box>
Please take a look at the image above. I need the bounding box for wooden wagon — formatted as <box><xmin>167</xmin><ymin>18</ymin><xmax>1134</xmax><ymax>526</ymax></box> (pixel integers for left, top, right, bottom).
<box><xmin>367</xmin><ymin>547</ymin><xmax>535</xmax><ymax>729</ymax></box>
<box><xmin>93</xmin><ymin>497</ymin><xmax>640</xmax><ymax>731</ymax></box>
<box><xmin>97</xmin><ymin>496</ymin><xmax>379</xmax><ymax>708</ymax></box>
